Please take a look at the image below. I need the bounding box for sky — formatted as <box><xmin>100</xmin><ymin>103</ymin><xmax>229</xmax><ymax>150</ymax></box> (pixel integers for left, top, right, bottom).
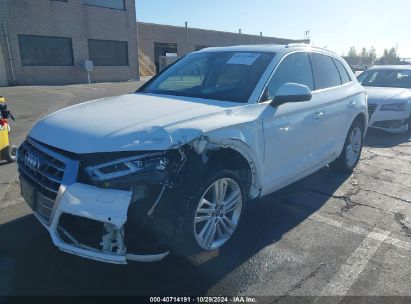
<box><xmin>136</xmin><ymin>0</ymin><xmax>411</xmax><ymax>58</ymax></box>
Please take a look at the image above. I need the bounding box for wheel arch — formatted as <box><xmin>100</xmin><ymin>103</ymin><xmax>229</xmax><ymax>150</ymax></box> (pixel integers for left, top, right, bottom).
<box><xmin>353</xmin><ymin>112</ymin><xmax>367</xmax><ymax>137</ymax></box>
<box><xmin>188</xmin><ymin>136</ymin><xmax>262</xmax><ymax>200</ymax></box>
<box><xmin>206</xmin><ymin>147</ymin><xmax>255</xmax><ymax>199</ymax></box>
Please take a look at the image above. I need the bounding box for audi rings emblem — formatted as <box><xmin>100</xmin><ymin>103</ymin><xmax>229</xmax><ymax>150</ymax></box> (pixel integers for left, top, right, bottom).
<box><xmin>24</xmin><ymin>152</ymin><xmax>41</xmax><ymax>171</ymax></box>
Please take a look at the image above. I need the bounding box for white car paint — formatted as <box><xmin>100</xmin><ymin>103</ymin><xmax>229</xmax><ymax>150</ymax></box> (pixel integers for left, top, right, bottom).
<box><xmin>366</xmin><ymin>86</ymin><xmax>411</xmax><ymax>133</ymax></box>
<box><xmin>40</xmin><ymin>183</ymin><xmax>132</xmax><ymax>264</ymax></box>
<box><xmin>21</xmin><ymin>44</ymin><xmax>367</xmax><ymax>264</ymax></box>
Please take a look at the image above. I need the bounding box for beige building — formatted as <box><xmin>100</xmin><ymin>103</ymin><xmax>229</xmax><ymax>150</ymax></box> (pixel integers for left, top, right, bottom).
<box><xmin>0</xmin><ymin>0</ymin><xmax>139</xmax><ymax>86</ymax></box>
<box><xmin>0</xmin><ymin>1</ymin><xmax>309</xmax><ymax>86</ymax></box>
<box><xmin>138</xmin><ymin>22</ymin><xmax>309</xmax><ymax>75</ymax></box>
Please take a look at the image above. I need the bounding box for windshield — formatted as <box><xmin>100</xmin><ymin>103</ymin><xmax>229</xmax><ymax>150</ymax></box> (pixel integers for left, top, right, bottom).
<box><xmin>139</xmin><ymin>51</ymin><xmax>275</xmax><ymax>103</ymax></box>
<box><xmin>358</xmin><ymin>69</ymin><xmax>411</xmax><ymax>89</ymax></box>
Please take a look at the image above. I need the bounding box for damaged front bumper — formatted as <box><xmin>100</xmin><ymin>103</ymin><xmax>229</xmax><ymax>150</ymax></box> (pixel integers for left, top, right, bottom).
<box><xmin>368</xmin><ymin>105</ymin><xmax>410</xmax><ymax>134</ymax></box>
<box><xmin>17</xmin><ymin>138</ymin><xmax>177</xmax><ymax>264</ymax></box>
<box><xmin>33</xmin><ymin>182</ymin><xmax>169</xmax><ymax>264</ymax></box>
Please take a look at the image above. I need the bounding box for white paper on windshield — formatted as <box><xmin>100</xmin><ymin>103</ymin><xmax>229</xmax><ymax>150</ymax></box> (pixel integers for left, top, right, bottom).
<box><xmin>226</xmin><ymin>53</ymin><xmax>261</xmax><ymax>65</ymax></box>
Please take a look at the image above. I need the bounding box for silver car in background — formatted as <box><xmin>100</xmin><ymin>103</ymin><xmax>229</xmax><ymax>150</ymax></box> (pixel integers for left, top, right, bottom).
<box><xmin>358</xmin><ymin>65</ymin><xmax>411</xmax><ymax>134</ymax></box>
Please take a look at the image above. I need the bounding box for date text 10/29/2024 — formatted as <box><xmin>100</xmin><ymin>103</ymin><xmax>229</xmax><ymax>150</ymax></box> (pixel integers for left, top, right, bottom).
<box><xmin>150</xmin><ymin>297</ymin><xmax>257</xmax><ymax>303</ymax></box>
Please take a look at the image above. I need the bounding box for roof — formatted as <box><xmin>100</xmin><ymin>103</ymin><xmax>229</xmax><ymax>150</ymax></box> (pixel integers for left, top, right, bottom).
<box><xmin>195</xmin><ymin>44</ymin><xmax>337</xmax><ymax>56</ymax></box>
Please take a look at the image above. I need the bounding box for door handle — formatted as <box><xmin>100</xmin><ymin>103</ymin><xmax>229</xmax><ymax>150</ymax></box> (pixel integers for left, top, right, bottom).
<box><xmin>278</xmin><ymin>123</ymin><xmax>291</xmax><ymax>132</ymax></box>
<box><xmin>348</xmin><ymin>101</ymin><xmax>357</xmax><ymax>108</ymax></box>
<box><xmin>313</xmin><ymin>112</ymin><xmax>325</xmax><ymax>120</ymax></box>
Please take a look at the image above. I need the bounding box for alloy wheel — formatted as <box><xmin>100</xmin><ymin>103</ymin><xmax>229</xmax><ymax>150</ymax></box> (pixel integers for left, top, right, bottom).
<box><xmin>346</xmin><ymin>126</ymin><xmax>362</xmax><ymax>168</ymax></box>
<box><xmin>194</xmin><ymin>178</ymin><xmax>242</xmax><ymax>250</ymax></box>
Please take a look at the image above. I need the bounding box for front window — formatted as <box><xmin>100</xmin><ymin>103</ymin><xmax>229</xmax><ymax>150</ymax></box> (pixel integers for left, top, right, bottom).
<box><xmin>139</xmin><ymin>51</ymin><xmax>275</xmax><ymax>103</ymax></box>
<box><xmin>358</xmin><ymin>69</ymin><xmax>411</xmax><ymax>89</ymax></box>
<box><xmin>263</xmin><ymin>52</ymin><xmax>314</xmax><ymax>101</ymax></box>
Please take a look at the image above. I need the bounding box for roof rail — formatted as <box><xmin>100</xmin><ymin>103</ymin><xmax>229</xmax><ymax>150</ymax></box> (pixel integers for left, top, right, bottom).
<box><xmin>285</xmin><ymin>43</ymin><xmax>310</xmax><ymax>48</ymax></box>
<box><xmin>285</xmin><ymin>43</ymin><xmax>336</xmax><ymax>54</ymax></box>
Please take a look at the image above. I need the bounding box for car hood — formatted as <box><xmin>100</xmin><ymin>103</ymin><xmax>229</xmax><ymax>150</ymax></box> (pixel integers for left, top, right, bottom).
<box><xmin>29</xmin><ymin>93</ymin><xmax>247</xmax><ymax>154</ymax></box>
<box><xmin>365</xmin><ymin>86</ymin><xmax>411</xmax><ymax>105</ymax></box>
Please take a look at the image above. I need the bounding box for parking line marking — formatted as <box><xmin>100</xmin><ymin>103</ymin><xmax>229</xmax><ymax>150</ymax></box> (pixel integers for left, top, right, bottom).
<box><xmin>310</xmin><ymin>214</ymin><xmax>411</xmax><ymax>251</ymax></box>
<box><xmin>0</xmin><ymin>173</ymin><xmax>18</xmax><ymax>202</ymax></box>
<box><xmin>0</xmin><ymin>198</ymin><xmax>24</xmax><ymax>210</ymax></box>
<box><xmin>319</xmin><ymin>227</ymin><xmax>389</xmax><ymax>296</ymax></box>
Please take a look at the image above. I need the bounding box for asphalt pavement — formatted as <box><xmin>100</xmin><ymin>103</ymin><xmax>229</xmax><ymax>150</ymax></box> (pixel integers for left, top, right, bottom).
<box><xmin>0</xmin><ymin>82</ymin><xmax>410</xmax><ymax>301</ymax></box>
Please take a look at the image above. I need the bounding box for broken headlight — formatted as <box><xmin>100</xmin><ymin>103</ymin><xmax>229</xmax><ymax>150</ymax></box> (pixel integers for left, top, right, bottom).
<box><xmin>84</xmin><ymin>153</ymin><xmax>168</xmax><ymax>183</ymax></box>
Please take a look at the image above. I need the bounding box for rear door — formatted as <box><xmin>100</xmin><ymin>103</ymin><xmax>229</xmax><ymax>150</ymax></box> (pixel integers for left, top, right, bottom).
<box><xmin>309</xmin><ymin>53</ymin><xmax>350</xmax><ymax>163</ymax></box>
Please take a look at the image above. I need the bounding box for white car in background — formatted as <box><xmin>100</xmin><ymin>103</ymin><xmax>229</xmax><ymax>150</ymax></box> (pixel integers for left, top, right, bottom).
<box><xmin>18</xmin><ymin>44</ymin><xmax>367</xmax><ymax>264</ymax></box>
<box><xmin>358</xmin><ymin>65</ymin><xmax>411</xmax><ymax>134</ymax></box>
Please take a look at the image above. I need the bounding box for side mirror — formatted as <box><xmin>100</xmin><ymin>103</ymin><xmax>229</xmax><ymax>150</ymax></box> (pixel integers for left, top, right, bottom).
<box><xmin>270</xmin><ymin>83</ymin><xmax>312</xmax><ymax>107</ymax></box>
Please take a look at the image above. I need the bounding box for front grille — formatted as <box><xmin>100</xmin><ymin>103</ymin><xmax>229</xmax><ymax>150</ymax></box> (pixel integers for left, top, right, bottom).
<box><xmin>18</xmin><ymin>140</ymin><xmax>66</xmax><ymax>223</ymax></box>
<box><xmin>368</xmin><ymin>104</ymin><xmax>377</xmax><ymax>119</ymax></box>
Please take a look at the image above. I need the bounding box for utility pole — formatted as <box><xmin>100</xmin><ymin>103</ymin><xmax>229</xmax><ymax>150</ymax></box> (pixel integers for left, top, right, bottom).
<box><xmin>3</xmin><ymin>23</ymin><xmax>16</xmax><ymax>85</ymax></box>
<box><xmin>185</xmin><ymin>21</ymin><xmax>188</xmax><ymax>54</ymax></box>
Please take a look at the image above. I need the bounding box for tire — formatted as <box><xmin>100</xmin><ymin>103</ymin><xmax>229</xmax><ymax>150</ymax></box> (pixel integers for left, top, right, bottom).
<box><xmin>171</xmin><ymin>169</ymin><xmax>245</xmax><ymax>256</ymax></box>
<box><xmin>2</xmin><ymin>145</ymin><xmax>17</xmax><ymax>163</ymax></box>
<box><xmin>330</xmin><ymin>120</ymin><xmax>364</xmax><ymax>172</ymax></box>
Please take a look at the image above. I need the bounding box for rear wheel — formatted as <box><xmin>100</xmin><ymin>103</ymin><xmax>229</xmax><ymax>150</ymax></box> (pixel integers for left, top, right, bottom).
<box><xmin>330</xmin><ymin>120</ymin><xmax>363</xmax><ymax>172</ymax></box>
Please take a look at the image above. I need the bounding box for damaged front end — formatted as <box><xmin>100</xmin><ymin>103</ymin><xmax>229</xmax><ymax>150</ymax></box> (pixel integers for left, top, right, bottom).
<box><xmin>18</xmin><ymin>138</ymin><xmax>187</xmax><ymax>264</ymax></box>
<box><xmin>59</xmin><ymin>149</ymin><xmax>188</xmax><ymax>263</ymax></box>
<box><xmin>19</xmin><ymin>130</ymin><xmax>258</xmax><ymax>263</ymax></box>
<box><xmin>53</xmin><ymin>182</ymin><xmax>172</xmax><ymax>264</ymax></box>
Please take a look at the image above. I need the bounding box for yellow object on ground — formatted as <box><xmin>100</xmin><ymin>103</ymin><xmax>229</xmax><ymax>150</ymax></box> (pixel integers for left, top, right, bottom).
<box><xmin>0</xmin><ymin>122</ymin><xmax>10</xmax><ymax>151</ymax></box>
<box><xmin>0</xmin><ymin>96</ymin><xmax>9</xmax><ymax>151</ymax></box>
<box><xmin>0</xmin><ymin>96</ymin><xmax>17</xmax><ymax>162</ymax></box>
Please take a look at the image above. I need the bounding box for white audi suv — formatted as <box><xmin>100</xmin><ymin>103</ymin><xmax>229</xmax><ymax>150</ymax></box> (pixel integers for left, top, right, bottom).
<box><xmin>18</xmin><ymin>44</ymin><xmax>367</xmax><ymax>264</ymax></box>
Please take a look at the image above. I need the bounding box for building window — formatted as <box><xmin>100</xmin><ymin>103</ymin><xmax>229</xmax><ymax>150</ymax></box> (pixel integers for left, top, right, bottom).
<box><xmin>84</xmin><ymin>0</ymin><xmax>125</xmax><ymax>10</ymax></box>
<box><xmin>18</xmin><ymin>35</ymin><xmax>74</xmax><ymax>66</ymax></box>
<box><xmin>88</xmin><ymin>39</ymin><xmax>128</xmax><ymax>66</ymax></box>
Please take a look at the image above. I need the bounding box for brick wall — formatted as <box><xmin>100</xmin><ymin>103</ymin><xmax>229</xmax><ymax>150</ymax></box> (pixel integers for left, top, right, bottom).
<box><xmin>1</xmin><ymin>0</ymin><xmax>139</xmax><ymax>85</ymax></box>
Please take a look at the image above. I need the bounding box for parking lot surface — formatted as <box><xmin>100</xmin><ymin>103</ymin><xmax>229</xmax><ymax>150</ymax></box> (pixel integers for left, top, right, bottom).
<box><xmin>0</xmin><ymin>82</ymin><xmax>410</xmax><ymax>300</ymax></box>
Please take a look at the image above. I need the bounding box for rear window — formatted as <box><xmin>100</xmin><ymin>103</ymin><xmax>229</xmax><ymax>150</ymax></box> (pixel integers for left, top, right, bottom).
<box><xmin>311</xmin><ymin>53</ymin><xmax>342</xmax><ymax>89</ymax></box>
<box><xmin>333</xmin><ymin>58</ymin><xmax>351</xmax><ymax>84</ymax></box>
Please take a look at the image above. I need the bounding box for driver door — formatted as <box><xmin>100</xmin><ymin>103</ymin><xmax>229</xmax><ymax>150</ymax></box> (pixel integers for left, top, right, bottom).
<box><xmin>259</xmin><ymin>52</ymin><xmax>322</xmax><ymax>195</ymax></box>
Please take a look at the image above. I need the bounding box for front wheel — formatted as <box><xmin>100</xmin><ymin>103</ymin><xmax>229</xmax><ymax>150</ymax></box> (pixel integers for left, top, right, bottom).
<box><xmin>330</xmin><ymin>120</ymin><xmax>364</xmax><ymax>172</ymax></box>
<box><xmin>172</xmin><ymin>169</ymin><xmax>245</xmax><ymax>256</ymax></box>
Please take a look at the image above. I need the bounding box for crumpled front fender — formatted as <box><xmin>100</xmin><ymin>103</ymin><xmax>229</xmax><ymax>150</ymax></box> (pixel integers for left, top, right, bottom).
<box><xmin>188</xmin><ymin>122</ymin><xmax>264</xmax><ymax>199</ymax></box>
